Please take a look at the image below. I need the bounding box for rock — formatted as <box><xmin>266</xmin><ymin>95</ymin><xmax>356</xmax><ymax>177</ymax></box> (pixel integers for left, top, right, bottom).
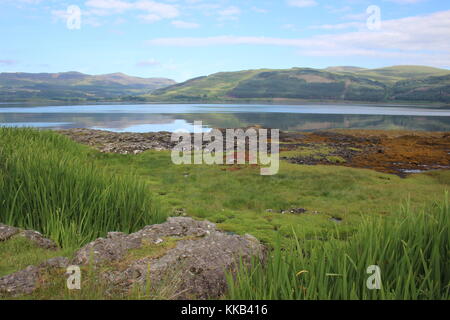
<box><xmin>73</xmin><ymin>232</ymin><xmax>142</xmax><ymax>265</ymax></box>
<box><xmin>290</xmin><ymin>208</ymin><xmax>307</xmax><ymax>214</ymax></box>
<box><xmin>18</xmin><ymin>230</ymin><xmax>58</xmax><ymax>250</ymax></box>
<box><xmin>172</xmin><ymin>208</ymin><xmax>187</xmax><ymax>216</ymax></box>
<box><xmin>0</xmin><ymin>266</ymin><xmax>40</xmax><ymax>296</ymax></box>
<box><xmin>40</xmin><ymin>257</ymin><xmax>70</xmax><ymax>269</ymax></box>
<box><xmin>58</xmin><ymin>129</ymin><xmax>178</xmax><ymax>155</ymax></box>
<box><xmin>100</xmin><ymin>230</ymin><xmax>265</xmax><ymax>299</ymax></box>
<box><xmin>73</xmin><ymin>217</ymin><xmax>265</xmax><ymax>299</ymax></box>
<box><xmin>330</xmin><ymin>217</ymin><xmax>343</xmax><ymax>223</ymax></box>
<box><xmin>0</xmin><ymin>257</ymin><xmax>69</xmax><ymax>297</ymax></box>
<box><xmin>0</xmin><ymin>224</ymin><xmax>20</xmax><ymax>241</ymax></box>
<box><xmin>73</xmin><ymin>218</ymin><xmax>217</xmax><ymax>266</ymax></box>
<box><xmin>278</xmin><ymin>208</ymin><xmax>307</xmax><ymax>215</ymax></box>
<box><xmin>0</xmin><ymin>218</ymin><xmax>265</xmax><ymax>299</ymax></box>
<box><xmin>0</xmin><ymin>224</ymin><xmax>58</xmax><ymax>250</ymax></box>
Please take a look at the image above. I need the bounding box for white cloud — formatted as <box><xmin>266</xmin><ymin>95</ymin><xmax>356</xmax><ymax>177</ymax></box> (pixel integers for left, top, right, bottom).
<box><xmin>0</xmin><ymin>59</ymin><xmax>18</xmax><ymax>66</ymax></box>
<box><xmin>146</xmin><ymin>10</ymin><xmax>450</xmax><ymax>67</ymax></box>
<box><xmin>84</xmin><ymin>0</ymin><xmax>179</xmax><ymax>22</ymax></box>
<box><xmin>287</xmin><ymin>0</ymin><xmax>318</xmax><ymax>8</ymax></box>
<box><xmin>309</xmin><ymin>21</ymin><xmax>365</xmax><ymax>30</ymax></box>
<box><xmin>386</xmin><ymin>0</ymin><xmax>425</xmax><ymax>4</ymax></box>
<box><xmin>85</xmin><ymin>0</ymin><xmax>132</xmax><ymax>12</ymax></box>
<box><xmin>251</xmin><ymin>7</ymin><xmax>268</xmax><ymax>14</ymax></box>
<box><xmin>217</xmin><ymin>6</ymin><xmax>241</xmax><ymax>21</ymax></box>
<box><xmin>136</xmin><ymin>58</ymin><xmax>161</xmax><ymax>67</ymax></box>
<box><xmin>172</xmin><ymin>20</ymin><xmax>200</xmax><ymax>29</ymax></box>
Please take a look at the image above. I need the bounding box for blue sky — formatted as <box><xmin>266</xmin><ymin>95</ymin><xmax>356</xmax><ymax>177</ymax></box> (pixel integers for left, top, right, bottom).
<box><xmin>1</xmin><ymin>0</ymin><xmax>449</xmax><ymax>81</ymax></box>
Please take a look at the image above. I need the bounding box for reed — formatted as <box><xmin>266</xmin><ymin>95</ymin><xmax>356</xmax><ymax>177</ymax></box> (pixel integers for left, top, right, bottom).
<box><xmin>227</xmin><ymin>196</ymin><xmax>449</xmax><ymax>300</ymax></box>
<box><xmin>0</xmin><ymin>128</ymin><xmax>167</xmax><ymax>248</ymax></box>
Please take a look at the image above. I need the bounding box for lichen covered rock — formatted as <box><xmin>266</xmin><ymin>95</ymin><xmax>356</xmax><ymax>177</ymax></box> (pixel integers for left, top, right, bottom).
<box><xmin>74</xmin><ymin>217</ymin><xmax>266</xmax><ymax>299</ymax></box>
<box><xmin>0</xmin><ymin>218</ymin><xmax>265</xmax><ymax>299</ymax></box>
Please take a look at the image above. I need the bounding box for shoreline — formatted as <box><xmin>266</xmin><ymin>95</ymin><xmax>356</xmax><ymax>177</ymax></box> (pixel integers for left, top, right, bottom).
<box><xmin>1</xmin><ymin>99</ymin><xmax>449</xmax><ymax>109</ymax></box>
<box><xmin>58</xmin><ymin>127</ymin><xmax>450</xmax><ymax>177</ymax></box>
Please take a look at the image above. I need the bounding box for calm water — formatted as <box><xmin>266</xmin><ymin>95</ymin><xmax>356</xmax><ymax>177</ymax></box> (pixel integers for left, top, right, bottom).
<box><xmin>0</xmin><ymin>103</ymin><xmax>450</xmax><ymax>132</ymax></box>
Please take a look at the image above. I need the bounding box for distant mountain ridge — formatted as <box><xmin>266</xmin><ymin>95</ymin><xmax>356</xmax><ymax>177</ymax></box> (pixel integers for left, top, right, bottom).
<box><xmin>1</xmin><ymin>66</ymin><xmax>449</xmax><ymax>104</ymax></box>
<box><xmin>144</xmin><ymin>65</ymin><xmax>450</xmax><ymax>104</ymax></box>
<box><xmin>0</xmin><ymin>72</ymin><xmax>176</xmax><ymax>102</ymax></box>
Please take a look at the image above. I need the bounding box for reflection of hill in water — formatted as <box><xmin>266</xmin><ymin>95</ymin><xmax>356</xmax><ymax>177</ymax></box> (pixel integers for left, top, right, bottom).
<box><xmin>0</xmin><ymin>113</ymin><xmax>179</xmax><ymax>130</ymax></box>
<box><xmin>180</xmin><ymin>113</ymin><xmax>450</xmax><ymax>132</ymax></box>
<box><xmin>1</xmin><ymin>112</ymin><xmax>450</xmax><ymax>132</ymax></box>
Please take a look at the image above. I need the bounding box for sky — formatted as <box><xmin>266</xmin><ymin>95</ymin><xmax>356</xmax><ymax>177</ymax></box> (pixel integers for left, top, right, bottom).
<box><xmin>0</xmin><ymin>0</ymin><xmax>449</xmax><ymax>82</ymax></box>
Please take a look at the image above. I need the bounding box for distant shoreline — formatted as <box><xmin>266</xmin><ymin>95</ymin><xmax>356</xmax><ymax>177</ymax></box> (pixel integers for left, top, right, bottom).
<box><xmin>1</xmin><ymin>99</ymin><xmax>449</xmax><ymax>109</ymax></box>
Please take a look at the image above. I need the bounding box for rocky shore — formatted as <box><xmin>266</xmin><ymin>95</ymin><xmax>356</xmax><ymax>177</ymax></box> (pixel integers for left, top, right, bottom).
<box><xmin>59</xmin><ymin>128</ymin><xmax>450</xmax><ymax>176</ymax></box>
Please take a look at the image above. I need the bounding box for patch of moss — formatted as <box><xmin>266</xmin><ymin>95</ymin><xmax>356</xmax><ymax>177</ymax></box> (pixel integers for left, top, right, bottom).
<box><xmin>0</xmin><ymin>236</ymin><xmax>74</xmax><ymax>278</ymax></box>
<box><xmin>124</xmin><ymin>238</ymin><xmax>179</xmax><ymax>264</ymax></box>
<box><xmin>326</xmin><ymin>156</ymin><xmax>347</xmax><ymax>164</ymax></box>
<box><xmin>281</xmin><ymin>144</ymin><xmax>336</xmax><ymax>159</ymax></box>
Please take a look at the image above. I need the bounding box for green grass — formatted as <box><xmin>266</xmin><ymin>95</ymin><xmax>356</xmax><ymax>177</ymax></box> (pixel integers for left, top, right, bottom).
<box><xmin>0</xmin><ymin>236</ymin><xmax>74</xmax><ymax>278</ymax></box>
<box><xmin>0</xmin><ymin>128</ymin><xmax>167</xmax><ymax>249</ymax></box>
<box><xmin>227</xmin><ymin>196</ymin><xmax>450</xmax><ymax>300</ymax></box>
<box><xmin>95</xmin><ymin>149</ymin><xmax>450</xmax><ymax>246</ymax></box>
<box><xmin>0</xmin><ymin>128</ymin><xmax>449</xmax><ymax>299</ymax></box>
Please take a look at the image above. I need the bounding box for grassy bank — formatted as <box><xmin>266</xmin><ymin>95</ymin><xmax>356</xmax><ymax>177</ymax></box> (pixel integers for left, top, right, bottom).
<box><xmin>0</xmin><ymin>128</ymin><xmax>449</xmax><ymax>299</ymax></box>
<box><xmin>0</xmin><ymin>128</ymin><xmax>166</xmax><ymax>249</ymax></box>
<box><xmin>227</xmin><ymin>197</ymin><xmax>449</xmax><ymax>300</ymax></box>
<box><xmin>95</xmin><ymin>149</ymin><xmax>450</xmax><ymax>246</ymax></box>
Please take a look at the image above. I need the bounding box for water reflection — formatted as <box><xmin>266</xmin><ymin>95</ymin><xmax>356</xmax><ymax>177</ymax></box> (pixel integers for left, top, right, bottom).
<box><xmin>0</xmin><ymin>103</ymin><xmax>449</xmax><ymax>132</ymax></box>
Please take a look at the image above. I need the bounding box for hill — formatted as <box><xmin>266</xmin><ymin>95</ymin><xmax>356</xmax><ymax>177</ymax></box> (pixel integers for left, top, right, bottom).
<box><xmin>0</xmin><ymin>72</ymin><xmax>176</xmax><ymax>102</ymax></box>
<box><xmin>324</xmin><ymin>66</ymin><xmax>368</xmax><ymax>73</ymax></box>
<box><xmin>144</xmin><ymin>66</ymin><xmax>450</xmax><ymax>103</ymax></box>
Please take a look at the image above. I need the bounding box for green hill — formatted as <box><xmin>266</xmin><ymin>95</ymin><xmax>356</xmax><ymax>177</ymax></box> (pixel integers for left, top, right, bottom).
<box><xmin>324</xmin><ymin>66</ymin><xmax>368</xmax><ymax>73</ymax></box>
<box><xmin>0</xmin><ymin>72</ymin><xmax>176</xmax><ymax>102</ymax></box>
<box><xmin>357</xmin><ymin>65</ymin><xmax>450</xmax><ymax>80</ymax></box>
<box><xmin>144</xmin><ymin>66</ymin><xmax>450</xmax><ymax>103</ymax></box>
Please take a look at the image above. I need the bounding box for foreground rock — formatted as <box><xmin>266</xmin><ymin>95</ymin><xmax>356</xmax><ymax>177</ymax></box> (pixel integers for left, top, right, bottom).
<box><xmin>0</xmin><ymin>218</ymin><xmax>265</xmax><ymax>299</ymax></box>
<box><xmin>0</xmin><ymin>258</ymin><xmax>69</xmax><ymax>296</ymax></box>
<box><xmin>73</xmin><ymin>217</ymin><xmax>265</xmax><ymax>299</ymax></box>
<box><xmin>0</xmin><ymin>224</ymin><xmax>58</xmax><ymax>250</ymax></box>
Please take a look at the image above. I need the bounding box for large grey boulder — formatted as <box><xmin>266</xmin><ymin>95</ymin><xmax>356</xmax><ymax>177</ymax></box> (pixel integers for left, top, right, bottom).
<box><xmin>0</xmin><ymin>218</ymin><xmax>266</xmax><ymax>299</ymax></box>
<box><xmin>0</xmin><ymin>257</ymin><xmax>69</xmax><ymax>297</ymax></box>
<box><xmin>74</xmin><ymin>217</ymin><xmax>266</xmax><ymax>299</ymax></box>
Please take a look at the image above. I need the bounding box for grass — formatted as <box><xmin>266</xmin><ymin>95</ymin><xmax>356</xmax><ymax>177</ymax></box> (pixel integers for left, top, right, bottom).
<box><xmin>0</xmin><ymin>236</ymin><xmax>73</xmax><ymax>278</ymax></box>
<box><xmin>227</xmin><ymin>196</ymin><xmax>450</xmax><ymax>300</ymax></box>
<box><xmin>0</xmin><ymin>128</ymin><xmax>167</xmax><ymax>249</ymax></box>
<box><xmin>0</xmin><ymin>128</ymin><xmax>449</xmax><ymax>299</ymax></box>
<box><xmin>95</xmin><ymin>149</ymin><xmax>450</xmax><ymax>246</ymax></box>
